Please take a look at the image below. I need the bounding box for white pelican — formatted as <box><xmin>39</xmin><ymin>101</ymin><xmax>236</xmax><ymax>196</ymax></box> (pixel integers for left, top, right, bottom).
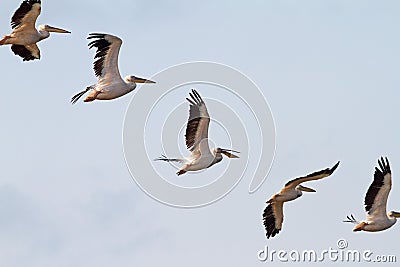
<box><xmin>0</xmin><ymin>0</ymin><xmax>70</xmax><ymax>61</ymax></box>
<box><xmin>71</xmin><ymin>33</ymin><xmax>155</xmax><ymax>104</ymax></box>
<box><xmin>155</xmin><ymin>89</ymin><xmax>240</xmax><ymax>175</ymax></box>
<box><xmin>263</xmin><ymin>161</ymin><xmax>340</xmax><ymax>238</ymax></box>
<box><xmin>344</xmin><ymin>157</ymin><xmax>400</xmax><ymax>232</ymax></box>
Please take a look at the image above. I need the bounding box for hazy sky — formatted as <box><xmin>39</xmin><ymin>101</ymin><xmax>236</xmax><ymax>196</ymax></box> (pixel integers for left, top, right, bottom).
<box><xmin>1</xmin><ymin>1</ymin><xmax>400</xmax><ymax>266</ymax></box>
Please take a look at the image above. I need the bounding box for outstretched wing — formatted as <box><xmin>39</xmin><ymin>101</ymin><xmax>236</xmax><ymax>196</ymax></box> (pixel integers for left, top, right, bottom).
<box><xmin>262</xmin><ymin>202</ymin><xmax>284</xmax><ymax>239</ymax></box>
<box><xmin>87</xmin><ymin>33</ymin><xmax>123</xmax><ymax>82</ymax></box>
<box><xmin>11</xmin><ymin>44</ymin><xmax>40</xmax><ymax>61</ymax></box>
<box><xmin>185</xmin><ymin>89</ymin><xmax>210</xmax><ymax>153</ymax></box>
<box><xmin>283</xmin><ymin>161</ymin><xmax>340</xmax><ymax>191</ymax></box>
<box><xmin>365</xmin><ymin>157</ymin><xmax>392</xmax><ymax>221</ymax></box>
<box><xmin>11</xmin><ymin>0</ymin><xmax>41</xmax><ymax>31</ymax></box>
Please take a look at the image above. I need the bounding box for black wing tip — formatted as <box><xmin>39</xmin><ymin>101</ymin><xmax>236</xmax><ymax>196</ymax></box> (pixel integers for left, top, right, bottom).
<box><xmin>154</xmin><ymin>155</ymin><xmax>182</xmax><ymax>163</ymax></box>
<box><xmin>87</xmin><ymin>33</ymin><xmax>107</xmax><ymax>39</ymax></box>
<box><xmin>70</xmin><ymin>92</ymin><xmax>84</xmax><ymax>104</ymax></box>
<box><xmin>86</xmin><ymin>33</ymin><xmax>107</xmax><ymax>42</ymax></box>
<box><xmin>87</xmin><ymin>34</ymin><xmax>109</xmax><ymax>49</ymax></box>
<box><xmin>323</xmin><ymin>161</ymin><xmax>340</xmax><ymax>176</ymax></box>
<box><xmin>87</xmin><ymin>35</ymin><xmax>112</xmax><ymax>77</ymax></box>
<box><xmin>329</xmin><ymin>161</ymin><xmax>340</xmax><ymax>174</ymax></box>
<box><xmin>20</xmin><ymin>0</ymin><xmax>41</xmax><ymax>5</ymax></box>
<box><xmin>23</xmin><ymin>57</ymin><xmax>37</xmax><ymax>62</ymax></box>
<box><xmin>17</xmin><ymin>0</ymin><xmax>40</xmax><ymax>6</ymax></box>
<box><xmin>343</xmin><ymin>214</ymin><xmax>357</xmax><ymax>223</ymax></box>
<box><xmin>154</xmin><ymin>154</ymin><xmax>170</xmax><ymax>161</ymax></box>
<box><xmin>377</xmin><ymin>156</ymin><xmax>391</xmax><ymax>175</ymax></box>
<box><xmin>316</xmin><ymin>160</ymin><xmax>341</xmax><ymax>176</ymax></box>
<box><xmin>265</xmin><ymin>230</ymin><xmax>280</xmax><ymax>239</ymax></box>
<box><xmin>187</xmin><ymin>89</ymin><xmax>204</xmax><ymax>105</ymax></box>
<box><xmin>186</xmin><ymin>97</ymin><xmax>196</xmax><ymax>106</ymax></box>
<box><xmin>262</xmin><ymin>203</ymin><xmax>280</xmax><ymax>239</ymax></box>
<box><xmin>70</xmin><ymin>87</ymin><xmax>91</xmax><ymax>104</ymax></box>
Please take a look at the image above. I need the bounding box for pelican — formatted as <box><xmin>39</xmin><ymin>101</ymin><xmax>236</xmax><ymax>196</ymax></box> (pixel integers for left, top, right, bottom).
<box><xmin>0</xmin><ymin>0</ymin><xmax>70</xmax><ymax>61</ymax></box>
<box><xmin>262</xmin><ymin>161</ymin><xmax>340</xmax><ymax>238</ymax></box>
<box><xmin>344</xmin><ymin>157</ymin><xmax>400</xmax><ymax>232</ymax></box>
<box><xmin>155</xmin><ymin>89</ymin><xmax>240</xmax><ymax>175</ymax></box>
<box><xmin>71</xmin><ymin>33</ymin><xmax>155</xmax><ymax>104</ymax></box>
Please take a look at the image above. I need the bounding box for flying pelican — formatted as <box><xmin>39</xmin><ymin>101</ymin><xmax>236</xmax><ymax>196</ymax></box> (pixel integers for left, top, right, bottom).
<box><xmin>263</xmin><ymin>161</ymin><xmax>340</xmax><ymax>238</ymax></box>
<box><xmin>155</xmin><ymin>89</ymin><xmax>240</xmax><ymax>175</ymax></box>
<box><xmin>344</xmin><ymin>157</ymin><xmax>400</xmax><ymax>232</ymax></box>
<box><xmin>71</xmin><ymin>33</ymin><xmax>155</xmax><ymax>104</ymax></box>
<box><xmin>0</xmin><ymin>0</ymin><xmax>70</xmax><ymax>61</ymax></box>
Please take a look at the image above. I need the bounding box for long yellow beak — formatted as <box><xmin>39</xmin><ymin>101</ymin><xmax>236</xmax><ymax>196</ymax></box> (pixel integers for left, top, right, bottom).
<box><xmin>392</xmin><ymin>211</ymin><xmax>400</xmax><ymax>218</ymax></box>
<box><xmin>46</xmin><ymin>25</ymin><xmax>71</xmax><ymax>33</ymax></box>
<box><xmin>297</xmin><ymin>185</ymin><xmax>316</xmax><ymax>192</ymax></box>
<box><xmin>222</xmin><ymin>151</ymin><xmax>239</xmax><ymax>158</ymax></box>
<box><xmin>220</xmin><ymin>149</ymin><xmax>240</xmax><ymax>158</ymax></box>
<box><xmin>134</xmin><ymin>77</ymin><xmax>156</xmax><ymax>84</ymax></box>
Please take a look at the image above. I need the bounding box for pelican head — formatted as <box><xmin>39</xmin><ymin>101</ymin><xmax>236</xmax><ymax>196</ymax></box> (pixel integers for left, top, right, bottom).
<box><xmin>124</xmin><ymin>75</ymin><xmax>156</xmax><ymax>84</ymax></box>
<box><xmin>38</xmin><ymin>24</ymin><xmax>71</xmax><ymax>34</ymax></box>
<box><xmin>215</xmin><ymin>148</ymin><xmax>240</xmax><ymax>158</ymax></box>
<box><xmin>297</xmin><ymin>185</ymin><xmax>316</xmax><ymax>193</ymax></box>
<box><xmin>388</xmin><ymin>211</ymin><xmax>400</xmax><ymax>218</ymax></box>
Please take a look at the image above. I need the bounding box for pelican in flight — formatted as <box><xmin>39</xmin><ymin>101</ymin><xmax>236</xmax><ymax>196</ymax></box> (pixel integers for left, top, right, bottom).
<box><xmin>0</xmin><ymin>0</ymin><xmax>70</xmax><ymax>61</ymax></box>
<box><xmin>71</xmin><ymin>33</ymin><xmax>155</xmax><ymax>104</ymax></box>
<box><xmin>344</xmin><ymin>157</ymin><xmax>400</xmax><ymax>232</ymax></box>
<box><xmin>155</xmin><ymin>89</ymin><xmax>240</xmax><ymax>175</ymax></box>
<box><xmin>263</xmin><ymin>161</ymin><xmax>340</xmax><ymax>238</ymax></box>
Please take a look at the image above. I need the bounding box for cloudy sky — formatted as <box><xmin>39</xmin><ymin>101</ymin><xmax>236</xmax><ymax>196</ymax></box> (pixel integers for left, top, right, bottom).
<box><xmin>1</xmin><ymin>0</ymin><xmax>400</xmax><ymax>266</ymax></box>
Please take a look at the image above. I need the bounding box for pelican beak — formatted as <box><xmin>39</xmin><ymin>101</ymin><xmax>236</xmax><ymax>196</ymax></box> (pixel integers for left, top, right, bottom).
<box><xmin>220</xmin><ymin>149</ymin><xmax>240</xmax><ymax>158</ymax></box>
<box><xmin>392</xmin><ymin>211</ymin><xmax>400</xmax><ymax>218</ymax></box>
<box><xmin>297</xmin><ymin>185</ymin><xmax>316</xmax><ymax>192</ymax></box>
<box><xmin>134</xmin><ymin>77</ymin><xmax>156</xmax><ymax>84</ymax></box>
<box><xmin>45</xmin><ymin>25</ymin><xmax>71</xmax><ymax>33</ymax></box>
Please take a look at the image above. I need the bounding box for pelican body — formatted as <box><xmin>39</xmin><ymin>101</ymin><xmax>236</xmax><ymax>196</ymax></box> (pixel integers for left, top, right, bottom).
<box><xmin>263</xmin><ymin>161</ymin><xmax>340</xmax><ymax>239</ymax></box>
<box><xmin>155</xmin><ymin>89</ymin><xmax>240</xmax><ymax>176</ymax></box>
<box><xmin>71</xmin><ymin>33</ymin><xmax>155</xmax><ymax>104</ymax></box>
<box><xmin>0</xmin><ymin>0</ymin><xmax>70</xmax><ymax>61</ymax></box>
<box><xmin>344</xmin><ymin>157</ymin><xmax>400</xmax><ymax>232</ymax></box>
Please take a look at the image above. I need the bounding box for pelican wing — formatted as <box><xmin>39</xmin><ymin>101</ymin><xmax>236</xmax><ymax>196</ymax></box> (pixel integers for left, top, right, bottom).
<box><xmin>282</xmin><ymin>161</ymin><xmax>340</xmax><ymax>191</ymax></box>
<box><xmin>262</xmin><ymin>202</ymin><xmax>284</xmax><ymax>239</ymax></box>
<box><xmin>185</xmin><ymin>89</ymin><xmax>210</xmax><ymax>153</ymax></box>
<box><xmin>11</xmin><ymin>0</ymin><xmax>41</xmax><ymax>30</ymax></box>
<box><xmin>87</xmin><ymin>33</ymin><xmax>123</xmax><ymax>81</ymax></box>
<box><xmin>11</xmin><ymin>44</ymin><xmax>40</xmax><ymax>61</ymax></box>
<box><xmin>365</xmin><ymin>157</ymin><xmax>391</xmax><ymax>220</ymax></box>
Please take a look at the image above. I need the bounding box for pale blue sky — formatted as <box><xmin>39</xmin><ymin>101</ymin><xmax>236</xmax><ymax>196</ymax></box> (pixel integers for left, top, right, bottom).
<box><xmin>1</xmin><ymin>0</ymin><xmax>400</xmax><ymax>266</ymax></box>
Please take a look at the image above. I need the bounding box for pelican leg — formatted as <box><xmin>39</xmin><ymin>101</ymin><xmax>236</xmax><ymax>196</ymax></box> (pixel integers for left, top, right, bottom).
<box><xmin>0</xmin><ymin>35</ymin><xmax>12</xmax><ymax>45</ymax></box>
<box><xmin>176</xmin><ymin>169</ymin><xmax>187</xmax><ymax>176</ymax></box>
<box><xmin>176</xmin><ymin>163</ymin><xmax>191</xmax><ymax>176</ymax></box>
<box><xmin>84</xmin><ymin>90</ymin><xmax>100</xmax><ymax>102</ymax></box>
<box><xmin>353</xmin><ymin>222</ymin><xmax>367</xmax><ymax>232</ymax></box>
